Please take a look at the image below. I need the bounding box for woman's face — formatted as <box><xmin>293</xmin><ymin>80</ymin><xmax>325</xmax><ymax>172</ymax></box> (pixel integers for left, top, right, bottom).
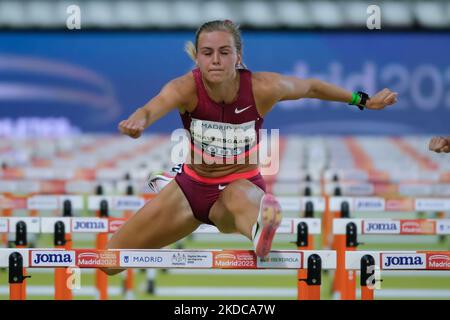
<box><xmin>196</xmin><ymin>31</ymin><xmax>241</xmax><ymax>84</ymax></box>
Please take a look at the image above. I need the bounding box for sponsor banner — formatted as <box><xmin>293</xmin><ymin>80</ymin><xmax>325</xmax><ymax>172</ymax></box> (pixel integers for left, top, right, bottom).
<box><xmin>329</xmin><ymin>197</ymin><xmax>354</xmax><ymax>211</ymax></box>
<box><xmin>339</xmin><ymin>170</ymin><xmax>369</xmax><ymax>181</ymax></box>
<box><xmin>87</xmin><ymin>196</ymin><xmax>113</xmax><ymax>210</ymax></box>
<box><xmin>1</xmin><ymin>168</ymin><xmax>24</xmax><ymax>179</ymax></box>
<box><xmin>74</xmin><ymin>169</ymin><xmax>96</xmax><ymax>180</ymax></box>
<box><xmin>381</xmin><ymin>253</ymin><xmax>426</xmax><ymax>270</ymax></box>
<box><xmin>385</xmin><ymin>198</ymin><xmax>414</xmax><ymax>211</ymax></box>
<box><xmin>433</xmin><ymin>184</ymin><xmax>450</xmax><ymax>196</ymax></box>
<box><xmin>30</xmin><ymin>250</ymin><xmax>76</xmax><ymax>267</ymax></box>
<box><xmin>354</xmin><ymin>197</ymin><xmax>385</xmax><ymax>211</ymax></box>
<box><xmin>9</xmin><ymin>218</ymin><xmax>40</xmax><ymax>233</ymax></box>
<box><xmin>27</xmin><ymin>195</ymin><xmax>58</xmax><ymax>210</ymax></box>
<box><xmin>120</xmin><ymin>251</ymin><xmax>168</xmax><ymax>268</ymax></box>
<box><xmin>333</xmin><ymin>218</ymin><xmax>361</xmax><ymax>235</ymax></box>
<box><xmin>415</xmin><ymin>198</ymin><xmax>450</xmax><ymax>211</ymax></box>
<box><xmin>0</xmin><ymin>195</ymin><xmax>27</xmax><ymax>209</ymax></box>
<box><xmin>58</xmin><ymin>196</ymin><xmax>84</xmax><ymax>210</ymax></box>
<box><xmin>426</xmin><ymin>253</ymin><xmax>450</xmax><ymax>270</ymax></box>
<box><xmin>289</xmin><ymin>218</ymin><xmax>321</xmax><ymax>234</ymax></box>
<box><xmin>257</xmin><ymin>251</ymin><xmax>302</xmax><ymax>269</ymax></box>
<box><xmin>51</xmin><ymin>169</ymin><xmax>75</xmax><ymax>180</ymax></box>
<box><xmin>17</xmin><ymin>181</ymin><xmax>41</xmax><ymax>193</ymax></box>
<box><xmin>170</xmin><ymin>252</ymin><xmax>213</xmax><ymax>268</ymax></box>
<box><xmin>400</xmin><ymin>220</ymin><xmax>436</xmax><ymax>235</ymax></box>
<box><xmin>112</xmin><ymin>196</ymin><xmax>145</xmax><ymax>211</ymax></box>
<box><xmin>40</xmin><ymin>217</ymin><xmax>71</xmax><ymax>233</ymax></box>
<box><xmin>97</xmin><ymin>169</ymin><xmax>126</xmax><ymax>180</ymax></box>
<box><xmin>24</xmin><ymin>168</ymin><xmax>54</xmax><ymax>180</ymax></box>
<box><xmin>0</xmin><ymin>218</ymin><xmax>8</xmax><ymax>232</ymax></box>
<box><xmin>301</xmin><ymin>197</ymin><xmax>326</xmax><ymax>212</ymax></box>
<box><xmin>120</xmin><ymin>251</ymin><xmax>213</xmax><ymax>268</ymax></box>
<box><xmin>213</xmin><ymin>251</ymin><xmax>257</xmax><ymax>269</ymax></box>
<box><xmin>6</xmin><ymin>32</ymin><xmax>450</xmax><ymax>134</ymax></box>
<box><xmin>277</xmin><ymin>197</ymin><xmax>301</xmax><ymax>212</ymax></box>
<box><xmin>367</xmin><ymin>171</ymin><xmax>390</xmax><ymax>182</ymax></box>
<box><xmin>436</xmin><ymin>220</ymin><xmax>450</xmax><ymax>235</ymax></box>
<box><xmin>362</xmin><ymin>220</ymin><xmax>400</xmax><ymax>234</ymax></box>
<box><xmin>108</xmin><ymin>218</ymin><xmax>126</xmax><ymax>233</ymax></box>
<box><xmin>71</xmin><ymin>218</ymin><xmax>108</xmax><ymax>233</ymax></box>
<box><xmin>276</xmin><ymin>218</ymin><xmax>295</xmax><ymax>234</ymax></box>
<box><xmin>65</xmin><ymin>181</ymin><xmax>96</xmax><ymax>194</ymax></box>
<box><xmin>343</xmin><ymin>183</ymin><xmax>374</xmax><ymax>196</ymax></box>
<box><xmin>373</xmin><ymin>183</ymin><xmax>398</xmax><ymax>196</ymax></box>
<box><xmin>398</xmin><ymin>184</ymin><xmax>432</xmax><ymax>197</ymax></box>
<box><xmin>40</xmin><ymin>181</ymin><xmax>66</xmax><ymax>194</ymax></box>
<box><xmin>76</xmin><ymin>250</ymin><xmax>119</xmax><ymax>268</ymax></box>
<box><xmin>0</xmin><ymin>181</ymin><xmax>16</xmax><ymax>192</ymax></box>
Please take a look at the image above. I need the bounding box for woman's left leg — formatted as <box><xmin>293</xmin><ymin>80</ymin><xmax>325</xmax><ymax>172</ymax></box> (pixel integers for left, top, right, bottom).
<box><xmin>209</xmin><ymin>179</ymin><xmax>281</xmax><ymax>256</ymax></box>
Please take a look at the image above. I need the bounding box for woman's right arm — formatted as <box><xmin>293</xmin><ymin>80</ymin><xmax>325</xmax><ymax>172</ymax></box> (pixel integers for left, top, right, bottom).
<box><xmin>118</xmin><ymin>73</ymin><xmax>195</xmax><ymax>138</ymax></box>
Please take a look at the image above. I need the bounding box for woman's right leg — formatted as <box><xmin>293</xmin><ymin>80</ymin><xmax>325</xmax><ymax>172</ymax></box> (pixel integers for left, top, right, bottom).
<box><xmin>103</xmin><ymin>179</ymin><xmax>201</xmax><ymax>275</ymax></box>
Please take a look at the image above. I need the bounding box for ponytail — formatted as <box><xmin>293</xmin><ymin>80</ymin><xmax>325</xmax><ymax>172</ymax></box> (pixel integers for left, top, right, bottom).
<box><xmin>184</xmin><ymin>41</ymin><xmax>197</xmax><ymax>63</ymax></box>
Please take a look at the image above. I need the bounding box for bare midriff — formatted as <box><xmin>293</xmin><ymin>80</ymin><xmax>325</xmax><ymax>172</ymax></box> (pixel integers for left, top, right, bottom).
<box><xmin>186</xmin><ymin>150</ymin><xmax>259</xmax><ymax>178</ymax></box>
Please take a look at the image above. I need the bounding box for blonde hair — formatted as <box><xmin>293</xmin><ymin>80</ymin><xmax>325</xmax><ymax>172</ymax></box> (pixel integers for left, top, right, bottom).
<box><xmin>185</xmin><ymin>19</ymin><xmax>246</xmax><ymax>69</ymax></box>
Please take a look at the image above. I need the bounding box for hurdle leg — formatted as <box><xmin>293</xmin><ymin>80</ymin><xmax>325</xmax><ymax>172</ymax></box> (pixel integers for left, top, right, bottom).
<box><xmin>54</xmin><ymin>222</ymin><xmax>72</xmax><ymax>300</ymax></box>
<box><xmin>1</xmin><ymin>208</ymin><xmax>13</xmax><ymax>246</ymax></box>
<box><xmin>9</xmin><ymin>283</ymin><xmax>24</xmax><ymax>300</ymax></box>
<box><xmin>305</xmin><ymin>254</ymin><xmax>322</xmax><ymax>300</ymax></box>
<box><xmin>333</xmin><ymin>235</ymin><xmax>345</xmax><ymax>299</ymax></box>
<box><xmin>9</xmin><ymin>252</ymin><xmax>27</xmax><ymax>300</ymax></box>
<box><xmin>360</xmin><ymin>255</ymin><xmax>376</xmax><ymax>300</ymax></box>
<box><xmin>297</xmin><ymin>269</ymin><xmax>308</xmax><ymax>300</ymax></box>
<box><xmin>146</xmin><ymin>269</ymin><xmax>156</xmax><ymax>294</ymax></box>
<box><xmin>361</xmin><ymin>286</ymin><xmax>374</xmax><ymax>300</ymax></box>
<box><xmin>322</xmin><ymin>197</ymin><xmax>332</xmax><ymax>248</ymax></box>
<box><xmin>96</xmin><ymin>232</ymin><xmax>109</xmax><ymax>300</ymax></box>
<box><xmin>308</xmin><ymin>284</ymin><xmax>321</xmax><ymax>300</ymax></box>
<box><xmin>65</xmin><ymin>233</ymin><xmax>73</xmax><ymax>299</ymax></box>
<box><xmin>16</xmin><ymin>241</ymin><xmax>28</xmax><ymax>299</ymax></box>
<box><xmin>342</xmin><ymin>248</ymin><xmax>356</xmax><ymax>300</ymax></box>
<box><xmin>123</xmin><ymin>210</ymin><xmax>135</xmax><ymax>299</ymax></box>
<box><xmin>55</xmin><ymin>267</ymin><xmax>67</xmax><ymax>300</ymax></box>
<box><xmin>296</xmin><ymin>222</ymin><xmax>314</xmax><ymax>300</ymax></box>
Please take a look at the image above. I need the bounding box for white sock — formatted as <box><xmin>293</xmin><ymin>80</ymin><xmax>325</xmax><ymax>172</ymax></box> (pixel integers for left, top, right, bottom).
<box><xmin>251</xmin><ymin>221</ymin><xmax>260</xmax><ymax>250</ymax></box>
<box><xmin>251</xmin><ymin>196</ymin><xmax>265</xmax><ymax>249</ymax></box>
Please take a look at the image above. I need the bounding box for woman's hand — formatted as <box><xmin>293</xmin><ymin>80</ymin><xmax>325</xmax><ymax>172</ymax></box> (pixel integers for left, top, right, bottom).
<box><xmin>429</xmin><ymin>136</ymin><xmax>450</xmax><ymax>153</ymax></box>
<box><xmin>365</xmin><ymin>88</ymin><xmax>398</xmax><ymax>110</ymax></box>
<box><xmin>118</xmin><ymin>119</ymin><xmax>146</xmax><ymax>139</ymax></box>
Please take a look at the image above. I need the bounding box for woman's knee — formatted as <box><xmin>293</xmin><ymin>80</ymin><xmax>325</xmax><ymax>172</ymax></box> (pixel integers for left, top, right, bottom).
<box><xmin>221</xmin><ymin>180</ymin><xmax>262</xmax><ymax>213</ymax></box>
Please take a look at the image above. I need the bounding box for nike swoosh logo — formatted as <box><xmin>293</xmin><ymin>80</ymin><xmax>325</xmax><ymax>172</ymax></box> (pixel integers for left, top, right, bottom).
<box><xmin>234</xmin><ymin>105</ymin><xmax>252</xmax><ymax>114</ymax></box>
<box><xmin>218</xmin><ymin>184</ymin><xmax>227</xmax><ymax>190</ymax></box>
<box><xmin>253</xmin><ymin>222</ymin><xmax>260</xmax><ymax>239</ymax></box>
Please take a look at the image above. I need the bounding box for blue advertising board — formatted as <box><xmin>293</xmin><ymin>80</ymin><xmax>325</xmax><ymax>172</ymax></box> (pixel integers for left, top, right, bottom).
<box><xmin>0</xmin><ymin>31</ymin><xmax>448</xmax><ymax>135</ymax></box>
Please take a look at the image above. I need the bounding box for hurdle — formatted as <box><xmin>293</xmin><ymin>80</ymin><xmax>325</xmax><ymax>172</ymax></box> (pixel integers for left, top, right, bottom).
<box><xmin>333</xmin><ymin>217</ymin><xmax>450</xmax><ymax>300</ymax></box>
<box><xmin>327</xmin><ymin>196</ymin><xmax>450</xmax><ymax>265</ymax></box>
<box><xmin>0</xmin><ymin>215</ymin><xmax>322</xmax><ymax>300</ymax></box>
<box><xmin>346</xmin><ymin>250</ymin><xmax>450</xmax><ymax>300</ymax></box>
<box><xmin>0</xmin><ymin>248</ymin><xmax>336</xmax><ymax>300</ymax></box>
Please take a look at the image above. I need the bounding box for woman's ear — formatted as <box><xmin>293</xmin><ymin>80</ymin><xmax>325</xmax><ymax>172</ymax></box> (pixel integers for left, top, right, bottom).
<box><xmin>236</xmin><ymin>54</ymin><xmax>242</xmax><ymax>67</ymax></box>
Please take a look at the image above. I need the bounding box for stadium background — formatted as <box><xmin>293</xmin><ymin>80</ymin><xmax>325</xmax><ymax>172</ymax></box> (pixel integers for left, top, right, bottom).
<box><xmin>0</xmin><ymin>0</ymin><xmax>450</xmax><ymax>300</ymax></box>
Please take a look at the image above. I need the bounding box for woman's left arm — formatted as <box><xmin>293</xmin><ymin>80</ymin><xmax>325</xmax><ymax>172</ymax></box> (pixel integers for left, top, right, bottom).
<box><xmin>258</xmin><ymin>72</ymin><xmax>398</xmax><ymax>110</ymax></box>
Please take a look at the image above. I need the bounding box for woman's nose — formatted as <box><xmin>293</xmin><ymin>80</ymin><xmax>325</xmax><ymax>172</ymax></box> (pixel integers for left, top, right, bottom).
<box><xmin>212</xmin><ymin>52</ymin><xmax>220</xmax><ymax>64</ymax></box>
